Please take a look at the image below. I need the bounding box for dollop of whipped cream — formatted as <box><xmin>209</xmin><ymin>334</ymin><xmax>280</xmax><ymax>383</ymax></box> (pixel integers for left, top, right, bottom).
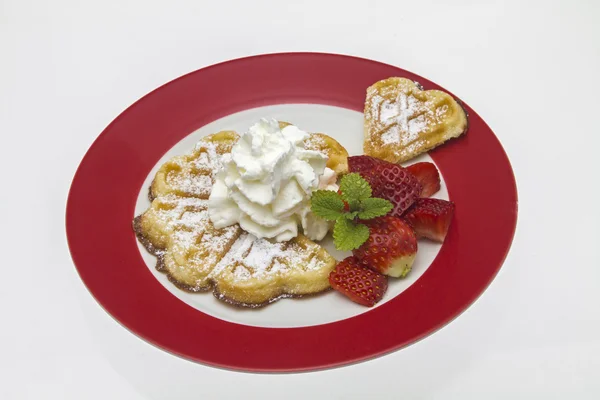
<box><xmin>208</xmin><ymin>118</ymin><xmax>338</xmax><ymax>241</ymax></box>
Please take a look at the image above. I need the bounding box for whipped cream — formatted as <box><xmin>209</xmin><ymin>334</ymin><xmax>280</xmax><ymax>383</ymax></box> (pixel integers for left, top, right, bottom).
<box><xmin>208</xmin><ymin>118</ymin><xmax>338</xmax><ymax>241</ymax></box>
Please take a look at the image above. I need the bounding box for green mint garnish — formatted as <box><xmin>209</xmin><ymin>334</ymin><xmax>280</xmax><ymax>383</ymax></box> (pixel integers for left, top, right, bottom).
<box><xmin>339</xmin><ymin>172</ymin><xmax>372</xmax><ymax>202</ymax></box>
<box><xmin>357</xmin><ymin>197</ymin><xmax>393</xmax><ymax>220</ymax></box>
<box><xmin>310</xmin><ymin>173</ymin><xmax>393</xmax><ymax>250</ymax></box>
<box><xmin>310</xmin><ymin>190</ymin><xmax>345</xmax><ymax>221</ymax></box>
<box><xmin>333</xmin><ymin>217</ymin><xmax>370</xmax><ymax>251</ymax></box>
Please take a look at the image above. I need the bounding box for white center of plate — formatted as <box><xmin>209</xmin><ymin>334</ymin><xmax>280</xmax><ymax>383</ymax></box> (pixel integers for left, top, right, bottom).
<box><xmin>134</xmin><ymin>104</ymin><xmax>448</xmax><ymax>328</ymax></box>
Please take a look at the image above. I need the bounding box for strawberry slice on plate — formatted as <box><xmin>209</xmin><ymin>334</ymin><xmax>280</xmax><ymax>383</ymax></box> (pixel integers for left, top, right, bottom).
<box><xmin>406</xmin><ymin>162</ymin><xmax>441</xmax><ymax>198</ymax></box>
<box><xmin>403</xmin><ymin>198</ymin><xmax>455</xmax><ymax>242</ymax></box>
<box><xmin>353</xmin><ymin>216</ymin><xmax>418</xmax><ymax>278</ymax></box>
<box><xmin>347</xmin><ymin>155</ymin><xmax>382</xmax><ymax>174</ymax></box>
<box><xmin>329</xmin><ymin>256</ymin><xmax>388</xmax><ymax>307</ymax></box>
<box><xmin>348</xmin><ymin>156</ymin><xmax>422</xmax><ymax>217</ymax></box>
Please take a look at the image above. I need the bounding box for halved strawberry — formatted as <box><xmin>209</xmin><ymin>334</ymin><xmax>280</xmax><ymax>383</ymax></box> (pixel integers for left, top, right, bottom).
<box><xmin>353</xmin><ymin>216</ymin><xmax>417</xmax><ymax>278</ymax></box>
<box><xmin>406</xmin><ymin>162</ymin><xmax>441</xmax><ymax>197</ymax></box>
<box><xmin>402</xmin><ymin>198</ymin><xmax>455</xmax><ymax>242</ymax></box>
<box><xmin>329</xmin><ymin>256</ymin><xmax>388</xmax><ymax>307</ymax></box>
<box><xmin>347</xmin><ymin>155</ymin><xmax>383</xmax><ymax>174</ymax></box>
<box><xmin>348</xmin><ymin>156</ymin><xmax>422</xmax><ymax>217</ymax></box>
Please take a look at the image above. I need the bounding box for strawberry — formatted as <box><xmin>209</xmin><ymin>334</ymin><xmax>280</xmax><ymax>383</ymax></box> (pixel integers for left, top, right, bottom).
<box><xmin>347</xmin><ymin>155</ymin><xmax>383</xmax><ymax>174</ymax></box>
<box><xmin>348</xmin><ymin>156</ymin><xmax>422</xmax><ymax>217</ymax></box>
<box><xmin>353</xmin><ymin>216</ymin><xmax>417</xmax><ymax>278</ymax></box>
<box><xmin>367</xmin><ymin>163</ymin><xmax>421</xmax><ymax>216</ymax></box>
<box><xmin>406</xmin><ymin>162</ymin><xmax>441</xmax><ymax>197</ymax></box>
<box><xmin>402</xmin><ymin>198</ymin><xmax>455</xmax><ymax>242</ymax></box>
<box><xmin>329</xmin><ymin>256</ymin><xmax>388</xmax><ymax>307</ymax></box>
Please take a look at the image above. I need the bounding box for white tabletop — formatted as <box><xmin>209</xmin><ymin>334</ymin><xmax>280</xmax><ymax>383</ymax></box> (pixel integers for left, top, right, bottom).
<box><xmin>2</xmin><ymin>0</ymin><xmax>599</xmax><ymax>398</ymax></box>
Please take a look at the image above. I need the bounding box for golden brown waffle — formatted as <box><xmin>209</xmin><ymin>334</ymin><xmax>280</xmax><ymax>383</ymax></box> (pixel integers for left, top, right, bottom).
<box><xmin>279</xmin><ymin>121</ymin><xmax>349</xmax><ymax>175</ymax></box>
<box><xmin>364</xmin><ymin>77</ymin><xmax>468</xmax><ymax>163</ymax></box>
<box><xmin>134</xmin><ymin>130</ymin><xmax>337</xmax><ymax>308</ymax></box>
<box><xmin>149</xmin><ymin>131</ymin><xmax>239</xmax><ymax>201</ymax></box>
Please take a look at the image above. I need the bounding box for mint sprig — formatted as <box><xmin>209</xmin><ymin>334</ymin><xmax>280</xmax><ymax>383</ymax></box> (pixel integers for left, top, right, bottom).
<box><xmin>357</xmin><ymin>197</ymin><xmax>393</xmax><ymax>220</ymax></box>
<box><xmin>311</xmin><ymin>173</ymin><xmax>393</xmax><ymax>250</ymax></box>
<box><xmin>339</xmin><ymin>173</ymin><xmax>371</xmax><ymax>202</ymax></box>
<box><xmin>333</xmin><ymin>218</ymin><xmax>370</xmax><ymax>251</ymax></box>
<box><xmin>310</xmin><ymin>190</ymin><xmax>345</xmax><ymax>221</ymax></box>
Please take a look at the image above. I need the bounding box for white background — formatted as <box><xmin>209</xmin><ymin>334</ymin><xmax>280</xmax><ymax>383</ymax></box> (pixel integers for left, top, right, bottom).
<box><xmin>1</xmin><ymin>0</ymin><xmax>599</xmax><ymax>398</ymax></box>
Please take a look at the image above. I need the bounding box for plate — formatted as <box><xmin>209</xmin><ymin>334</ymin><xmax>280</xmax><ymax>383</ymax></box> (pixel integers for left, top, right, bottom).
<box><xmin>66</xmin><ymin>53</ymin><xmax>518</xmax><ymax>372</ymax></box>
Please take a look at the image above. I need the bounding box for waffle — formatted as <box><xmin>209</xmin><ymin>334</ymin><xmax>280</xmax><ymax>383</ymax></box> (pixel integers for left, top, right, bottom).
<box><xmin>149</xmin><ymin>130</ymin><xmax>239</xmax><ymax>201</ymax></box>
<box><xmin>279</xmin><ymin>121</ymin><xmax>349</xmax><ymax>175</ymax></box>
<box><xmin>364</xmin><ymin>77</ymin><xmax>468</xmax><ymax>163</ymax></box>
<box><xmin>134</xmin><ymin>129</ymin><xmax>338</xmax><ymax>307</ymax></box>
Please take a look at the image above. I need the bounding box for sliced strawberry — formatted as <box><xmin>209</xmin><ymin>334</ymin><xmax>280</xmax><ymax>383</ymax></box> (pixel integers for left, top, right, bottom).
<box><xmin>348</xmin><ymin>156</ymin><xmax>422</xmax><ymax>217</ymax></box>
<box><xmin>353</xmin><ymin>216</ymin><xmax>417</xmax><ymax>278</ymax></box>
<box><xmin>403</xmin><ymin>198</ymin><xmax>455</xmax><ymax>242</ymax></box>
<box><xmin>329</xmin><ymin>256</ymin><xmax>388</xmax><ymax>307</ymax></box>
<box><xmin>406</xmin><ymin>162</ymin><xmax>441</xmax><ymax>197</ymax></box>
<box><xmin>348</xmin><ymin>155</ymin><xmax>384</xmax><ymax>174</ymax></box>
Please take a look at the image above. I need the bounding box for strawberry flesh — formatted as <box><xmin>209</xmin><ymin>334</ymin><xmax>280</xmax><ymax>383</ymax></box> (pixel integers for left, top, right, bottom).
<box><xmin>329</xmin><ymin>256</ymin><xmax>388</xmax><ymax>307</ymax></box>
<box><xmin>406</xmin><ymin>162</ymin><xmax>441</xmax><ymax>198</ymax></box>
<box><xmin>403</xmin><ymin>198</ymin><xmax>455</xmax><ymax>242</ymax></box>
<box><xmin>353</xmin><ymin>216</ymin><xmax>418</xmax><ymax>278</ymax></box>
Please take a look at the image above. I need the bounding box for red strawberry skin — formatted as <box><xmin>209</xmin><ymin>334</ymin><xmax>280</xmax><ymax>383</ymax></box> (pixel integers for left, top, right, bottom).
<box><xmin>353</xmin><ymin>216</ymin><xmax>418</xmax><ymax>278</ymax></box>
<box><xmin>347</xmin><ymin>155</ymin><xmax>382</xmax><ymax>174</ymax></box>
<box><xmin>329</xmin><ymin>256</ymin><xmax>388</xmax><ymax>307</ymax></box>
<box><xmin>403</xmin><ymin>198</ymin><xmax>455</xmax><ymax>242</ymax></box>
<box><xmin>348</xmin><ymin>156</ymin><xmax>422</xmax><ymax>217</ymax></box>
<box><xmin>406</xmin><ymin>162</ymin><xmax>441</xmax><ymax>198</ymax></box>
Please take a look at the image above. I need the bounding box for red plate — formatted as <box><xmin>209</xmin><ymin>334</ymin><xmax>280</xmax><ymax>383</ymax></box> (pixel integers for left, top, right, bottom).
<box><xmin>66</xmin><ymin>53</ymin><xmax>517</xmax><ymax>372</ymax></box>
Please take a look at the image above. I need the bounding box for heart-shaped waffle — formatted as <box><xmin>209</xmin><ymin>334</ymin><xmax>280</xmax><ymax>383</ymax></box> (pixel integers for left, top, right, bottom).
<box><xmin>364</xmin><ymin>77</ymin><xmax>468</xmax><ymax>163</ymax></box>
<box><xmin>134</xmin><ymin>129</ymin><xmax>338</xmax><ymax>308</ymax></box>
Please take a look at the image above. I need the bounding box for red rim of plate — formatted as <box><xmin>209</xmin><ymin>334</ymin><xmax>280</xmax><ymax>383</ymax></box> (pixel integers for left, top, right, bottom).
<box><xmin>66</xmin><ymin>52</ymin><xmax>518</xmax><ymax>372</ymax></box>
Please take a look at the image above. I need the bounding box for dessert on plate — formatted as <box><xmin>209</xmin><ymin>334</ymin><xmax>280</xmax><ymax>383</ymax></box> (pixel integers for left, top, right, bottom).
<box><xmin>134</xmin><ymin>120</ymin><xmax>343</xmax><ymax>307</ymax></box>
<box><xmin>133</xmin><ymin>77</ymin><xmax>466</xmax><ymax>308</ymax></box>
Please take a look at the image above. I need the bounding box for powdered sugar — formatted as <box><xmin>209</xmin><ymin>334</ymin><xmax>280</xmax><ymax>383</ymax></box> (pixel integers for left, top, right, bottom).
<box><xmin>304</xmin><ymin>133</ymin><xmax>326</xmax><ymax>150</ymax></box>
<box><xmin>151</xmin><ymin>195</ymin><xmax>208</xmax><ymax>227</ymax></box>
<box><xmin>368</xmin><ymin>84</ymin><xmax>450</xmax><ymax>147</ymax></box>
<box><xmin>192</xmin><ymin>142</ymin><xmax>222</xmax><ymax>177</ymax></box>
<box><xmin>244</xmin><ymin>237</ymin><xmax>286</xmax><ymax>269</ymax></box>
<box><xmin>233</xmin><ymin>266</ymin><xmax>251</xmax><ymax>280</ymax></box>
<box><xmin>172</xmin><ymin>229</ymin><xmax>198</xmax><ymax>251</ymax></box>
<box><xmin>137</xmin><ymin>132</ymin><xmax>335</xmax><ymax>298</ymax></box>
<box><xmin>210</xmin><ymin>232</ymin><xmax>326</xmax><ymax>281</ymax></box>
<box><xmin>192</xmin><ymin>152</ymin><xmax>211</xmax><ymax>171</ymax></box>
<box><xmin>167</xmin><ymin>173</ymin><xmax>212</xmax><ymax>197</ymax></box>
<box><xmin>162</xmin><ymin>142</ymin><xmax>224</xmax><ymax>198</ymax></box>
<box><xmin>376</xmin><ymin>91</ymin><xmax>429</xmax><ymax>145</ymax></box>
<box><xmin>173</xmin><ymin>209</ymin><xmax>209</xmax><ymax>230</ymax></box>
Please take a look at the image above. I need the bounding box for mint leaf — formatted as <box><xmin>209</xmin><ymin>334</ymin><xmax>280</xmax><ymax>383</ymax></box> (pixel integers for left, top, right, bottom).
<box><xmin>347</xmin><ymin>199</ymin><xmax>361</xmax><ymax>212</ymax></box>
<box><xmin>358</xmin><ymin>197</ymin><xmax>393</xmax><ymax>219</ymax></box>
<box><xmin>343</xmin><ymin>211</ymin><xmax>359</xmax><ymax>220</ymax></box>
<box><xmin>310</xmin><ymin>190</ymin><xmax>345</xmax><ymax>221</ymax></box>
<box><xmin>333</xmin><ymin>218</ymin><xmax>370</xmax><ymax>251</ymax></box>
<box><xmin>339</xmin><ymin>173</ymin><xmax>372</xmax><ymax>202</ymax></box>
